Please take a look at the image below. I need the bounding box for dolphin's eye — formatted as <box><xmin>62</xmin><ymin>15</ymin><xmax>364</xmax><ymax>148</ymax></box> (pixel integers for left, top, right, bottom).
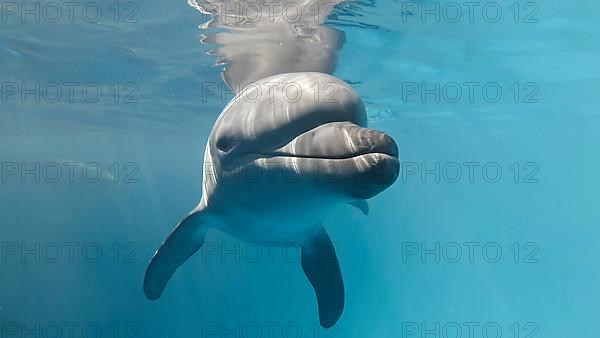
<box><xmin>216</xmin><ymin>136</ymin><xmax>235</xmax><ymax>152</ymax></box>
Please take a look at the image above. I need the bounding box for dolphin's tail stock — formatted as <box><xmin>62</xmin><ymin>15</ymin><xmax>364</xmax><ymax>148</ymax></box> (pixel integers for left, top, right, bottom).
<box><xmin>143</xmin><ymin>207</ymin><xmax>209</xmax><ymax>300</ymax></box>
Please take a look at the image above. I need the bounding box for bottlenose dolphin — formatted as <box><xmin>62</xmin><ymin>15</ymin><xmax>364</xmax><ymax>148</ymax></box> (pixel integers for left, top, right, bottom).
<box><xmin>144</xmin><ymin>72</ymin><xmax>399</xmax><ymax>327</ymax></box>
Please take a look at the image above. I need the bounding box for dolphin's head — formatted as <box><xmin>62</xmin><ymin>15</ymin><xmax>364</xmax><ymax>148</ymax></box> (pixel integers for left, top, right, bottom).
<box><xmin>203</xmin><ymin>72</ymin><xmax>399</xmax><ymax>206</ymax></box>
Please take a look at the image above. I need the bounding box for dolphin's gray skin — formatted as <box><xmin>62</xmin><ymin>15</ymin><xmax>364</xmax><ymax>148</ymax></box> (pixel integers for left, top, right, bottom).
<box><xmin>144</xmin><ymin>72</ymin><xmax>399</xmax><ymax>328</ymax></box>
<box><xmin>190</xmin><ymin>0</ymin><xmax>346</xmax><ymax>91</ymax></box>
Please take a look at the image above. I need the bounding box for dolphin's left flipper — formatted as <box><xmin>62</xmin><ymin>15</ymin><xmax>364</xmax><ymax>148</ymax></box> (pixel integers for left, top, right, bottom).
<box><xmin>144</xmin><ymin>210</ymin><xmax>208</xmax><ymax>300</ymax></box>
<box><xmin>301</xmin><ymin>227</ymin><xmax>344</xmax><ymax>328</ymax></box>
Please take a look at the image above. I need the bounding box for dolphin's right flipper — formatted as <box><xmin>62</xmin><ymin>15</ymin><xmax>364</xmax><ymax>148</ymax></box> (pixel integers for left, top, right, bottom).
<box><xmin>348</xmin><ymin>200</ymin><xmax>369</xmax><ymax>215</ymax></box>
<box><xmin>301</xmin><ymin>227</ymin><xmax>345</xmax><ymax>328</ymax></box>
<box><xmin>144</xmin><ymin>210</ymin><xmax>208</xmax><ymax>300</ymax></box>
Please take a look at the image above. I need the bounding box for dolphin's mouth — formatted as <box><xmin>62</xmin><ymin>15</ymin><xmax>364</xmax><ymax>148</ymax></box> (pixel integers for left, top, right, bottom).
<box><xmin>267</xmin><ymin>121</ymin><xmax>399</xmax><ymax>161</ymax></box>
<box><xmin>222</xmin><ymin>121</ymin><xmax>399</xmax><ymax>185</ymax></box>
<box><xmin>266</xmin><ymin>151</ymin><xmax>397</xmax><ymax>161</ymax></box>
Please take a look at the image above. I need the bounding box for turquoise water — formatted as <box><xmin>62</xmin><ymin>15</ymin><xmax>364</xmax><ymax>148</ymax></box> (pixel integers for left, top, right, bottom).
<box><xmin>1</xmin><ymin>0</ymin><xmax>599</xmax><ymax>337</ymax></box>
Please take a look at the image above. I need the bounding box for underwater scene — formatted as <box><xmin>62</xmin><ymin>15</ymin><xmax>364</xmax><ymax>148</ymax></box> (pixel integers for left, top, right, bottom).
<box><xmin>1</xmin><ymin>0</ymin><xmax>599</xmax><ymax>337</ymax></box>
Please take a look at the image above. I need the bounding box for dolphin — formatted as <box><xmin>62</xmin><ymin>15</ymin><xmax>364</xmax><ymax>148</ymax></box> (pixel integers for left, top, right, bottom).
<box><xmin>144</xmin><ymin>72</ymin><xmax>399</xmax><ymax>328</ymax></box>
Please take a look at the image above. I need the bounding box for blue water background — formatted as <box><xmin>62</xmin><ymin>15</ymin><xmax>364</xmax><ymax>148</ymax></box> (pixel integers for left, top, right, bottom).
<box><xmin>1</xmin><ymin>0</ymin><xmax>599</xmax><ymax>337</ymax></box>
